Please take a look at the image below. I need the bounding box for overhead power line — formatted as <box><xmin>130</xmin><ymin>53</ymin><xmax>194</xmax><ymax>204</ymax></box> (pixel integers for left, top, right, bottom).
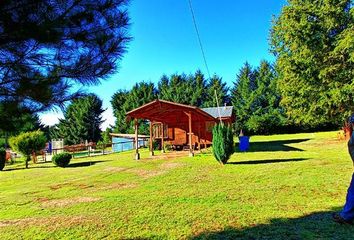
<box><xmin>188</xmin><ymin>0</ymin><xmax>222</xmax><ymax>122</ymax></box>
<box><xmin>187</xmin><ymin>0</ymin><xmax>211</xmax><ymax>79</ymax></box>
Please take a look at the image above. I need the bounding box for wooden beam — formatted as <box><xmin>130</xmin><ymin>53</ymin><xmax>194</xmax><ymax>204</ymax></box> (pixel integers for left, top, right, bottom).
<box><xmin>149</xmin><ymin>121</ymin><xmax>154</xmax><ymax>156</ymax></box>
<box><xmin>135</xmin><ymin>119</ymin><xmax>140</xmax><ymax>160</ymax></box>
<box><xmin>161</xmin><ymin>122</ymin><xmax>165</xmax><ymax>153</ymax></box>
<box><xmin>186</xmin><ymin>111</ymin><xmax>194</xmax><ymax>157</ymax></box>
<box><xmin>197</xmin><ymin>123</ymin><xmax>201</xmax><ymax>153</ymax></box>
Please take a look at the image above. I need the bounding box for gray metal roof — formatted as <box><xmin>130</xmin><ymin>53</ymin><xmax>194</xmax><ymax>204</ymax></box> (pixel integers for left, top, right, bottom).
<box><xmin>201</xmin><ymin>106</ymin><xmax>233</xmax><ymax>119</ymax></box>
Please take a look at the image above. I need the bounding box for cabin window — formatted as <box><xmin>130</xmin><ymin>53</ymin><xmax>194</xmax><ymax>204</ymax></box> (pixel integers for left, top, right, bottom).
<box><xmin>153</xmin><ymin>123</ymin><xmax>168</xmax><ymax>138</ymax></box>
<box><xmin>206</xmin><ymin>121</ymin><xmax>215</xmax><ymax>132</ymax></box>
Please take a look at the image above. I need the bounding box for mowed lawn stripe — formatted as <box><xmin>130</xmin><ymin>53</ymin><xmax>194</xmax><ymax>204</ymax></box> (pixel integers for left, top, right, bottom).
<box><xmin>0</xmin><ymin>131</ymin><xmax>352</xmax><ymax>239</ymax></box>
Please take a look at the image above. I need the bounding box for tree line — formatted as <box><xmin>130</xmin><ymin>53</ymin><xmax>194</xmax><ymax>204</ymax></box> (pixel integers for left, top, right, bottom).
<box><xmin>1</xmin><ymin>0</ymin><xmax>353</xmax><ymax>146</ymax></box>
<box><xmin>111</xmin><ymin>70</ymin><xmax>230</xmax><ymax>135</ymax></box>
<box><xmin>111</xmin><ymin>61</ymin><xmax>286</xmax><ymax>136</ymax></box>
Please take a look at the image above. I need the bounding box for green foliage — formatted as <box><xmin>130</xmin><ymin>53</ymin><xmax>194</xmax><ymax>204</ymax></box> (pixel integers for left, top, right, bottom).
<box><xmin>0</xmin><ymin>0</ymin><xmax>130</xmax><ymax>121</ymax></box>
<box><xmin>158</xmin><ymin>74</ymin><xmax>198</xmax><ymax>106</ymax></box>
<box><xmin>212</xmin><ymin>124</ymin><xmax>234</xmax><ymax>164</ymax></box>
<box><xmin>231</xmin><ymin>62</ymin><xmax>256</xmax><ymax>132</ymax></box>
<box><xmin>9</xmin><ymin>130</ymin><xmax>46</xmax><ymax>168</ymax></box>
<box><xmin>271</xmin><ymin>0</ymin><xmax>354</xmax><ymax>127</ymax></box>
<box><xmin>52</xmin><ymin>94</ymin><xmax>104</xmax><ymax>145</ymax></box>
<box><xmin>0</xmin><ymin>148</ymin><xmax>5</xmax><ymax>171</ymax></box>
<box><xmin>111</xmin><ymin>71</ymin><xmax>229</xmax><ymax>135</ymax></box>
<box><xmin>0</xmin><ymin>138</ymin><xmax>5</xmax><ymax>148</ymax></box>
<box><xmin>0</xmin><ymin>131</ymin><xmax>353</xmax><ymax>239</ymax></box>
<box><xmin>152</xmin><ymin>140</ymin><xmax>160</xmax><ymax>151</ymax></box>
<box><xmin>157</xmin><ymin>71</ymin><xmax>229</xmax><ymax>108</ymax></box>
<box><xmin>102</xmin><ymin>128</ymin><xmax>112</xmax><ymax>144</ymax></box>
<box><xmin>111</xmin><ymin>82</ymin><xmax>157</xmax><ymax>135</ymax></box>
<box><xmin>231</xmin><ymin>61</ymin><xmax>286</xmax><ymax>134</ymax></box>
<box><xmin>0</xmin><ymin>103</ymin><xmax>44</xmax><ymax>144</ymax></box>
<box><xmin>52</xmin><ymin>153</ymin><xmax>72</xmax><ymax>168</ymax></box>
<box><xmin>202</xmin><ymin>75</ymin><xmax>230</xmax><ymax>108</ymax></box>
<box><xmin>164</xmin><ymin>142</ymin><xmax>173</xmax><ymax>151</ymax></box>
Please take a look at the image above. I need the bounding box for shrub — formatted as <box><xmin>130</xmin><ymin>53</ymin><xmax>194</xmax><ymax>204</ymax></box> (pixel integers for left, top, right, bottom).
<box><xmin>9</xmin><ymin>130</ymin><xmax>46</xmax><ymax>169</ymax></box>
<box><xmin>0</xmin><ymin>138</ymin><xmax>6</xmax><ymax>148</ymax></box>
<box><xmin>97</xmin><ymin>140</ymin><xmax>110</xmax><ymax>150</ymax></box>
<box><xmin>0</xmin><ymin>148</ymin><xmax>5</xmax><ymax>171</ymax></box>
<box><xmin>164</xmin><ymin>142</ymin><xmax>173</xmax><ymax>151</ymax></box>
<box><xmin>152</xmin><ymin>140</ymin><xmax>160</xmax><ymax>151</ymax></box>
<box><xmin>212</xmin><ymin>124</ymin><xmax>234</xmax><ymax>164</ymax></box>
<box><xmin>52</xmin><ymin>153</ymin><xmax>72</xmax><ymax>168</ymax></box>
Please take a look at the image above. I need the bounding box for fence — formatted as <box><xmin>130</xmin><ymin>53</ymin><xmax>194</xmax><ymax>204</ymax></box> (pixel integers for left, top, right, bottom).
<box><xmin>49</xmin><ymin>139</ymin><xmax>149</xmax><ymax>159</ymax></box>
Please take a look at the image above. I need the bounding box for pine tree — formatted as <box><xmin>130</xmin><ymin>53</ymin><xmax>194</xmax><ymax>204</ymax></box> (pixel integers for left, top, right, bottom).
<box><xmin>245</xmin><ymin>61</ymin><xmax>286</xmax><ymax>134</ymax></box>
<box><xmin>55</xmin><ymin>94</ymin><xmax>104</xmax><ymax>145</ymax></box>
<box><xmin>0</xmin><ymin>0</ymin><xmax>130</xmax><ymax>121</ymax></box>
<box><xmin>202</xmin><ymin>75</ymin><xmax>230</xmax><ymax>108</ymax></box>
<box><xmin>231</xmin><ymin>62</ymin><xmax>256</xmax><ymax>133</ymax></box>
<box><xmin>111</xmin><ymin>82</ymin><xmax>156</xmax><ymax>135</ymax></box>
<box><xmin>271</xmin><ymin>0</ymin><xmax>354</xmax><ymax>127</ymax></box>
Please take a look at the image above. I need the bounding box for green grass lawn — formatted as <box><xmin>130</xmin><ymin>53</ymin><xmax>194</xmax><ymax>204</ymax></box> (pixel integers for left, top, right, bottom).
<box><xmin>0</xmin><ymin>131</ymin><xmax>353</xmax><ymax>239</ymax></box>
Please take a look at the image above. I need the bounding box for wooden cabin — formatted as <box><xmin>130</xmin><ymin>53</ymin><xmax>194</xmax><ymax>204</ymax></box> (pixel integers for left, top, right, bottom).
<box><xmin>126</xmin><ymin>99</ymin><xmax>235</xmax><ymax>159</ymax></box>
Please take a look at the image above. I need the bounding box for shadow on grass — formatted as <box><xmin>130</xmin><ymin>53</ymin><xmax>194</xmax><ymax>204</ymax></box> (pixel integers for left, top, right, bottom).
<box><xmin>235</xmin><ymin>139</ymin><xmax>311</xmax><ymax>153</ymax></box>
<box><xmin>1</xmin><ymin>160</ymin><xmax>110</xmax><ymax>171</ymax></box>
<box><xmin>190</xmin><ymin>208</ymin><xmax>353</xmax><ymax>240</ymax></box>
<box><xmin>2</xmin><ymin>165</ymin><xmax>55</xmax><ymax>172</ymax></box>
<box><xmin>228</xmin><ymin>158</ymin><xmax>311</xmax><ymax>165</ymax></box>
<box><xmin>67</xmin><ymin>160</ymin><xmax>107</xmax><ymax>168</ymax></box>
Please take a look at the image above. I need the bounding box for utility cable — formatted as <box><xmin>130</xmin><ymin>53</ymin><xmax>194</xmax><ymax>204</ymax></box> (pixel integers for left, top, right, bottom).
<box><xmin>188</xmin><ymin>0</ymin><xmax>211</xmax><ymax>80</ymax></box>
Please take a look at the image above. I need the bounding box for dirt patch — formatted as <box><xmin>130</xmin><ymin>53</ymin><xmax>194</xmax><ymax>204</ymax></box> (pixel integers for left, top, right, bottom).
<box><xmin>40</xmin><ymin>196</ymin><xmax>101</xmax><ymax>208</ymax></box>
<box><xmin>128</xmin><ymin>162</ymin><xmax>184</xmax><ymax>179</ymax></box>
<box><xmin>147</xmin><ymin>151</ymin><xmax>189</xmax><ymax>160</ymax></box>
<box><xmin>130</xmin><ymin>169</ymin><xmax>164</xmax><ymax>179</ymax></box>
<box><xmin>49</xmin><ymin>182</ymin><xmax>94</xmax><ymax>191</ymax></box>
<box><xmin>49</xmin><ymin>184</ymin><xmax>65</xmax><ymax>190</ymax></box>
<box><xmin>104</xmin><ymin>166</ymin><xmax>127</xmax><ymax>173</ymax></box>
<box><xmin>0</xmin><ymin>215</ymin><xmax>99</xmax><ymax>230</ymax></box>
<box><xmin>103</xmin><ymin>182</ymin><xmax>138</xmax><ymax>190</ymax></box>
<box><xmin>77</xmin><ymin>184</ymin><xmax>94</xmax><ymax>189</ymax></box>
<box><xmin>160</xmin><ymin>162</ymin><xmax>183</xmax><ymax>169</ymax></box>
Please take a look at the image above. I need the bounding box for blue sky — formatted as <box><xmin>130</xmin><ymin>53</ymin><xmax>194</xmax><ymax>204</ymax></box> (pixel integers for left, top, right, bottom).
<box><xmin>40</xmin><ymin>0</ymin><xmax>287</xmax><ymax>129</ymax></box>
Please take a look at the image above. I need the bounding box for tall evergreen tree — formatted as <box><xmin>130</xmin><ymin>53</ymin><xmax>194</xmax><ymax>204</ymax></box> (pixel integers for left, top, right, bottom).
<box><xmin>202</xmin><ymin>75</ymin><xmax>230</xmax><ymax>108</ymax></box>
<box><xmin>0</xmin><ymin>0</ymin><xmax>130</xmax><ymax>125</ymax></box>
<box><xmin>231</xmin><ymin>62</ymin><xmax>256</xmax><ymax>133</ymax></box>
<box><xmin>54</xmin><ymin>94</ymin><xmax>104</xmax><ymax>145</ymax></box>
<box><xmin>246</xmin><ymin>61</ymin><xmax>286</xmax><ymax>134</ymax></box>
<box><xmin>189</xmin><ymin>70</ymin><xmax>207</xmax><ymax>107</ymax></box>
<box><xmin>158</xmin><ymin>74</ymin><xmax>191</xmax><ymax>105</ymax></box>
<box><xmin>158</xmin><ymin>72</ymin><xmax>209</xmax><ymax>107</ymax></box>
<box><xmin>111</xmin><ymin>90</ymin><xmax>130</xmax><ymax>134</ymax></box>
<box><xmin>271</xmin><ymin>0</ymin><xmax>354</xmax><ymax>128</ymax></box>
<box><xmin>111</xmin><ymin>82</ymin><xmax>156</xmax><ymax>134</ymax></box>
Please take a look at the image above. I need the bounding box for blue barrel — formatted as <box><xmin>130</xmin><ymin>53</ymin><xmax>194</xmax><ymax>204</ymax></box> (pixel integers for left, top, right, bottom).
<box><xmin>239</xmin><ymin>136</ymin><xmax>250</xmax><ymax>151</ymax></box>
<box><xmin>47</xmin><ymin>142</ymin><xmax>52</xmax><ymax>154</ymax></box>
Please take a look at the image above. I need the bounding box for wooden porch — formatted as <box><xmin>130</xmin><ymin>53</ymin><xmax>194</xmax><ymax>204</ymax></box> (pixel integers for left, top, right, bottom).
<box><xmin>126</xmin><ymin>99</ymin><xmax>216</xmax><ymax>160</ymax></box>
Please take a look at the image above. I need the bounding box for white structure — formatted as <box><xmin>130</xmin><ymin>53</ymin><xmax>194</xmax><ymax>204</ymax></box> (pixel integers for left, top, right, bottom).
<box><xmin>51</xmin><ymin>139</ymin><xmax>64</xmax><ymax>154</ymax></box>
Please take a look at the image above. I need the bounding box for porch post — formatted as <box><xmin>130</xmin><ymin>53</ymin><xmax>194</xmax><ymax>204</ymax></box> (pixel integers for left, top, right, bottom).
<box><xmin>197</xmin><ymin>123</ymin><xmax>201</xmax><ymax>153</ymax></box>
<box><xmin>161</xmin><ymin>122</ymin><xmax>165</xmax><ymax>153</ymax></box>
<box><xmin>134</xmin><ymin>118</ymin><xmax>140</xmax><ymax>160</ymax></box>
<box><xmin>149</xmin><ymin>121</ymin><xmax>154</xmax><ymax>156</ymax></box>
<box><xmin>188</xmin><ymin>112</ymin><xmax>194</xmax><ymax>157</ymax></box>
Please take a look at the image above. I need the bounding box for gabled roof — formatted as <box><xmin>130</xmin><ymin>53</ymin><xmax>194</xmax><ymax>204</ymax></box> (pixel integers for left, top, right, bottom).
<box><xmin>201</xmin><ymin>106</ymin><xmax>233</xmax><ymax>119</ymax></box>
<box><xmin>126</xmin><ymin>99</ymin><xmax>216</xmax><ymax>123</ymax></box>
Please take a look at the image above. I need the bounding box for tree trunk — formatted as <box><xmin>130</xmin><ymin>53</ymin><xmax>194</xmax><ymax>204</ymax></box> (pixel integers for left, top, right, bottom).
<box><xmin>25</xmin><ymin>156</ymin><xmax>30</xmax><ymax>169</ymax></box>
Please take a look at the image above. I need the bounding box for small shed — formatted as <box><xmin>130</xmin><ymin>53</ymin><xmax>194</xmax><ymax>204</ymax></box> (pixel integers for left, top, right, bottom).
<box><xmin>126</xmin><ymin>99</ymin><xmax>235</xmax><ymax>159</ymax></box>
